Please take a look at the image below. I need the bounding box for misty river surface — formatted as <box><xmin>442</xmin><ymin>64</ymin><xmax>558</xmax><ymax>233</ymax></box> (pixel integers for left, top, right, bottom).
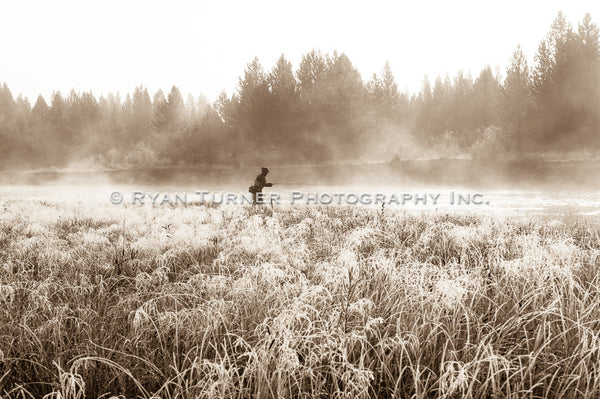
<box><xmin>0</xmin><ymin>184</ymin><xmax>599</xmax><ymax>223</ymax></box>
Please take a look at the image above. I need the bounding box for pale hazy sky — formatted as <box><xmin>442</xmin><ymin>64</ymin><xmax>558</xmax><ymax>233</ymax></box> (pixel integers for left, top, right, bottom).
<box><xmin>0</xmin><ymin>0</ymin><xmax>598</xmax><ymax>104</ymax></box>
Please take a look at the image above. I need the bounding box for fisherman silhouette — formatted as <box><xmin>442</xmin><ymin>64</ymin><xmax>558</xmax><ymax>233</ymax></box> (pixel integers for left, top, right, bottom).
<box><xmin>249</xmin><ymin>167</ymin><xmax>273</xmax><ymax>204</ymax></box>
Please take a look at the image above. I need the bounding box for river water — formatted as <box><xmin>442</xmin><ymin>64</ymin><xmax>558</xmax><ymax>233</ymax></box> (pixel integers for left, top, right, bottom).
<box><xmin>0</xmin><ymin>184</ymin><xmax>598</xmax><ymax>223</ymax></box>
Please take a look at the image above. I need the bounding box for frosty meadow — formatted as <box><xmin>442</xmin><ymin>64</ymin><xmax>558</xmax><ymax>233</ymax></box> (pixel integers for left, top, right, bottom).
<box><xmin>0</xmin><ymin>2</ymin><xmax>599</xmax><ymax>397</ymax></box>
<box><xmin>1</xmin><ymin>199</ymin><xmax>600</xmax><ymax>398</ymax></box>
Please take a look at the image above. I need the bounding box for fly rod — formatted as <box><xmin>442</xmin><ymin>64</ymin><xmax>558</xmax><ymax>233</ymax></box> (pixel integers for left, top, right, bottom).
<box><xmin>271</xmin><ymin>182</ymin><xmax>348</xmax><ymax>187</ymax></box>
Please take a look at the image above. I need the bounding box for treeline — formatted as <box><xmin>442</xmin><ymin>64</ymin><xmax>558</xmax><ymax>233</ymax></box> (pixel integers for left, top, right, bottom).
<box><xmin>0</xmin><ymin>84</ymin><xmax>225</xmax><ymax>168</ymax></box>
<box><xmin>0</xmin><ymin>12</ymin><xmax>597</xmax><ymax>169</ymax></box>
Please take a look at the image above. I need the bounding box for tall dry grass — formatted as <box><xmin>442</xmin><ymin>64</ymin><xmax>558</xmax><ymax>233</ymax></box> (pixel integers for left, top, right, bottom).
<box><xmin>0</xmin><ymin>199</ymin><xmax>599</xmax><ymax>398</ymax></box>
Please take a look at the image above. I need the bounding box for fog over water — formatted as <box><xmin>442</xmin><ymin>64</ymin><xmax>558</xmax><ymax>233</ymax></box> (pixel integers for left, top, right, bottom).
<box><xmin>1</xmin><ymin>183</ymin><xmax>598</xmax><ymax>223</ymax></box>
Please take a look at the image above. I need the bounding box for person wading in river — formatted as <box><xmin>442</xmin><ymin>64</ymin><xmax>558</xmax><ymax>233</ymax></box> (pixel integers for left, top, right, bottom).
<box><xmin>249</xmin><ymin>167</ymin><xmax>273</xmax><ymax>204</ymax></box>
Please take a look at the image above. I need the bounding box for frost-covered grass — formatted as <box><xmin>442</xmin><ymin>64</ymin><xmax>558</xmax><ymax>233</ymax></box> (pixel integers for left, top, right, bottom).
<box><xmin>1</xmin><ymin>200</ymin><xmax>600</xmax><ymax>398</ymax></box>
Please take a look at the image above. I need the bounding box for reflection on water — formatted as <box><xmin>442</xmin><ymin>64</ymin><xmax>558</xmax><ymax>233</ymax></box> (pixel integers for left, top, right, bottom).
<box><xmin>479</xmin><ymin>190</ymin><xmax>600</xmax><ymax>221</ymax></box>
<box><xmin>0</xmin><ymin>184</ymin><xmax>598</xmax><ymax>223</ymax></box>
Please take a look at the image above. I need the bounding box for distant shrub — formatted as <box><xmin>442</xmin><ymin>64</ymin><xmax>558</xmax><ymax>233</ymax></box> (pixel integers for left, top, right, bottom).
<box><xmin>471</xmin><ymin>125</ymin><xmax>512</xmax><ymax>161</ymax></box>
<box><xmin>98</xmin><ymin>142</ymin><xmax>162</xmax><ymax>169</ymax></box>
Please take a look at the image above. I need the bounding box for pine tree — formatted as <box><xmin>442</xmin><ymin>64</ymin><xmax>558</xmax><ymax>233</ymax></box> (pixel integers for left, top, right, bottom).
<box><xmin>130</xmin><ymin>86</ymin><xmax>153</xmax><ymax>142</ymax></box>
<box><xmin>502</xmin><ymin>45</ymin><xmax>532</xmax><ymax>149</ymax></box>
<box><xmin>32</xmin><ymin>95</ymin><xmax>49</xmax><ymax>122</ymax></box>
<box><xmin>296</xmin><ymin>50</ymin><xmax>327</xmax><ymax>99</ymax></box>
<box><xmin>167</xmin><ymin>85</ymin><xmax>185</xmax><ymax>128</ymax></box>
<box><xmin>473</xmin><ymin>65</ymin><xmax>500</xmax><ymax>128</ymax></box>
<box><xmin>0</xmin><ymin>83</ymin><xmax>16</xmax><ymax>126</ymax></box>
<box><xmin>267</xmin><ymin>54</ymin><xmax>298</xmax><ymax>157</ymax></box>
<box><xmin>152</xmin><ymin>89</ymin><xmax>169</xmax><ymax>131</ymax></box>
